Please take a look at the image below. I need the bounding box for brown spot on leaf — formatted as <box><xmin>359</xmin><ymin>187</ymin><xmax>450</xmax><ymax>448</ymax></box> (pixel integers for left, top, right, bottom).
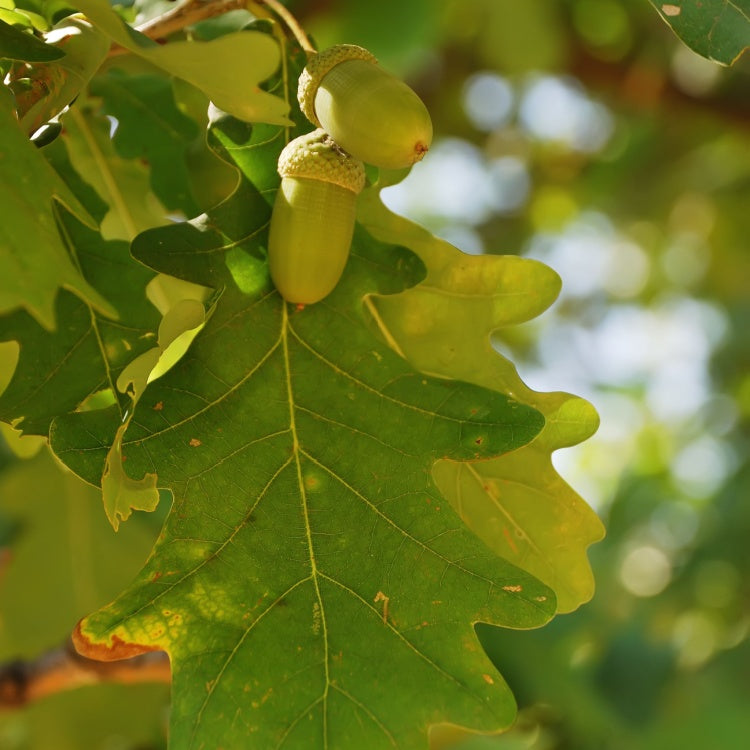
<box><xmin>153</xmin><ymin>401</ymin><xmax>163</xmax><ymax>411</ymax></box>
<box><xmin>661</xmin><ymin>4</ymin><xmax>681</xmax><ymax>16</ymax></box>
<box><xmin>502</xmin><ymin>584</ymin><xmax>523</xmax><ymax>593</ymax></box>
<box><xmin>503</xmin><ymin>527</ymin><xmax>519</xmax><ymax>555</ymax></box>
<box><xmin>189</xmin><ymin>438</ymin><xmax>201</xmax><ymax>447</ymax></box>
<box><xmin>72</xmin><ymin>621</ymin><xmax>164</xmax><ymax>662</ymax></box>
<box><xmin>482</xmin><ymin>674</ymin><xmax>495</xmax><ymax>685</ymax></box>
<box><xmin>374</xmin><ymin>591</ymin><xmax>389</xmax><ymax>623</ymax></box>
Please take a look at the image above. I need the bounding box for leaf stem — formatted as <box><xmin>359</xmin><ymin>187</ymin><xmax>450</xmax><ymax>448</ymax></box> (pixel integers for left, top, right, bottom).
<box><xmin>135</xmin><ymin>0</ymin><xmax>247</xmax><ymax>41</ymax></box>
<box><xmin>254</xmin><ymin>0</ymin><xmax>316</xmax><ymax>54</ymax></box>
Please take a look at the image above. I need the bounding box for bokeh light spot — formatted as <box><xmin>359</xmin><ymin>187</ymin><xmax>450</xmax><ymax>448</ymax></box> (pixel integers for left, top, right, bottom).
<box><xmin>619</xmin><ymin>545</ymin><xmax>672</xmax><ymax>597</ymax></box>
<box><xmin>462</xmin><ymin>72</ymin><xmax>514</xmax><ymax>132</ymax></box>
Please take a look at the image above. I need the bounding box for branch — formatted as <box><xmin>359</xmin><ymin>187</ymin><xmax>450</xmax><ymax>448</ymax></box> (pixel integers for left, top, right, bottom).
<box><xmin>109</xmin><ymin>0</ymin><xmax>315</xmax><ymax>56</ymax></box>
<box><xmin>0</xmin><ymin>639</ymin><xmax>170</xmax><ymax>707</ymax></box>
<box><xmin>134</xmin><ymin>0</ymin><xmax>247</xmax><ymax>40</ymax></box>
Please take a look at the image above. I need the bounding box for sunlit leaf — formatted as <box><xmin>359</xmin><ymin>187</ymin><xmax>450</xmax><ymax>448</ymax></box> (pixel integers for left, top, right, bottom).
<box><xmin>0</xmin><ymin>87</ymin><xmax>116</xmax><ymax>329</ymax></box>
<box><xmin>73</xmin><ymin>0</ymin><xmax>290</xmax><ymax>124</ymax></box>
<box><xmin>60</xmin><ymin>102</ymin><xmax>168</xmax><ymax>240</ymax></box>
<box><xmin>0</xmin><ymin>209</ymin><xmax>160</xmax><ymax>436</ymax></box>
<box><xmin>358</xmin><ymin>185</ymin><xmax>604</xmax><ymax>613</ymax></box>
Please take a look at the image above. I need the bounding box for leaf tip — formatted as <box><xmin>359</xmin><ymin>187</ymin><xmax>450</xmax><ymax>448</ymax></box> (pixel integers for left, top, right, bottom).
<box><xmin>72</xmin><ymin>619</ymin><xmax>164</xmax><ymax>662</ymax></box>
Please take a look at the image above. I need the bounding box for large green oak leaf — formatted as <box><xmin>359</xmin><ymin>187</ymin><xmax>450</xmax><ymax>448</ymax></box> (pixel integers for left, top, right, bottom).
<box><xmin>50</xmin><ymin>176</ymin><xmax>555</xmax><ymax>748</ymax></box>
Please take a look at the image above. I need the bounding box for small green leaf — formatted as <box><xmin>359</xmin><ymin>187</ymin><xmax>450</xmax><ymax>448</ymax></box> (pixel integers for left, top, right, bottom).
<box><xmin>101</xmin><ymin>423</ymin><xmax>160</xmax><ymax>532</ymax></box>
<box><xmin>102</xmin><ymin>299</ymin><xmax>206</xmax><ymax>530</ymax></box>
<box><xmin>0</xmin><ymin>16</ymin><xmax>64</xmax><ymax>61</ymax></box>
<box><xmin>0</xmin><ymin>88</ymin><xmax>116</xmax><ymax>329</ymax></box>
<box><xmin>73</xmin><ymin>0</ymin><xmax>290</xmax><ymax>124</ymax></box>
<box><xmin>648</xmin><ymin>0</ymin><xmax>750</xmax><ymax>65</ymax></box>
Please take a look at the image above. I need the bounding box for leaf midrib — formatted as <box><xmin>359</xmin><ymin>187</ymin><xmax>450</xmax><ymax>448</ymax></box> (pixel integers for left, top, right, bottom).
<box><xmin>282</xmin><ymin>302</ymin><xmax>331</xmax><ymax>748</ymax></box>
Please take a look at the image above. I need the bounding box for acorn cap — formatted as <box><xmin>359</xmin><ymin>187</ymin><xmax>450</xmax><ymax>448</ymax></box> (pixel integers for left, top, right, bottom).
<box><xmin>278</xmin><ymin>129</ymin><xmax>366</xmax><ymax>194</ymax></box>
<box><xmin>298</xmin><ymin>44</ymin><xmax>378</xmax><ymax>127</ymax></box>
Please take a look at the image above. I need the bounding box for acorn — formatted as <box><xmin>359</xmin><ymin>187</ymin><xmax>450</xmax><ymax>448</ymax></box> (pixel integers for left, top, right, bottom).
<box><xmin>298</xmin><ymin>44</ymin><xmax>432</xmax><ymax>170</ymax></box>
<box><xmin>267</xmin><ymin>129</ymin><xmax>365</xmax><ymax>305</ymax></box>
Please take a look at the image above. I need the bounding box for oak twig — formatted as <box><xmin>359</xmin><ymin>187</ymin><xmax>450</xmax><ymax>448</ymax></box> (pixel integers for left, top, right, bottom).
<box><xmin>254</xmin><ymin>0</ymin><xmax>316</xmax><ymax>53</ymax></box>
<box><xmin>134</xmin><ymin>0</ymin><xmax>247</xmax><ymax>40</ymax></box>
<box><xmin>108</xmin><ymin>0</ymin><xmax>315</xmax><ymax>57</ymax></box>
<box><xmin>0</xmin><ymin>639</ymin><xmax>170</xmax><ymax>708</ymax></box>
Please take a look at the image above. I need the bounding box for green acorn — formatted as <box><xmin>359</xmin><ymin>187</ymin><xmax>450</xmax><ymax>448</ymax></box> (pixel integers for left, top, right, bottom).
<box><xmin>268</xmin><ymin>129</ymin><xmax>365</xmax><ymax>305</ymax></box>
<box><xmin>298</xmin><ymin>44</ymin><xmax>433</xmax><ymax>170</ymax></box>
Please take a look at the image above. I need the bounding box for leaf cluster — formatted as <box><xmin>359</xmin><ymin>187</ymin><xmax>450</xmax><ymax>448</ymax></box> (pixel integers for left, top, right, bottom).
<box><xmin>1</xmin><ymin>0</ymin><xmax>741</xmax><ymax>746</ymax></box>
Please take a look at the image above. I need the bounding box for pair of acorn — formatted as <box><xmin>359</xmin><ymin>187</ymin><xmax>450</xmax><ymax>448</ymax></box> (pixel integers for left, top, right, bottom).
<box><xmin>268</xmin><ymin>44</ymin><xmax>433</xmax><ymax>304</ymax></box>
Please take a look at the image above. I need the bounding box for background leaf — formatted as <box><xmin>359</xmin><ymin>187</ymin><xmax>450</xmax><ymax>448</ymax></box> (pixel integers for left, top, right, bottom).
<box><xmin>73</xmin><ymin>0</ymin><xmax>291</xmax><ymax>125</ymax></box>
<box><xmin>0</xmin><ymin>17</ymin><xmax>64</xmax><ymax>61</ymax></box>
<box><xmin>0</xmin><ymin>448</ymin><xmax>168</xmax><ymax>748</ymax></box>
<box><xmin>0</xmin><ymin>208</ymin><xmax>160</xmax><ymax>436</ymax></box>
<box><xmin>60</xmin><ymin>101</ymin><xmax>169</xmax><ymax>240</ymax></box>
<box><xmin>0</xmin><ymin>87</ymin><xmax>116</xmax><ymax>329</ymax></box>
<box><xmin>89</xmin><ymin>70</ymin><xmax>200</xmax><ymax>216</ymax></box>
<box><xmin>648</xmin><ymin>0</ymin><xmax>750</xmax><ymax>64</ymax></box>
